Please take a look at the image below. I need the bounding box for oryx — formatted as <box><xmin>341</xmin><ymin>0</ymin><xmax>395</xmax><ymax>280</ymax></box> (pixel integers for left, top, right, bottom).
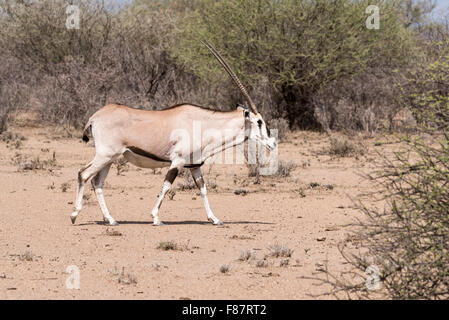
<box><xmin>70</xmin><ymin>41</ymin><xmax>276</xmax><ymax>226</ymax></box>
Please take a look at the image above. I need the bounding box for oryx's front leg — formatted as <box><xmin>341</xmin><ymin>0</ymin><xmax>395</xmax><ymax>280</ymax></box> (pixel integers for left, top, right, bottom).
<box><xmin>190</xmin><ymin>167</ymin><xmax>223</xmax><ymax>225</ymax></box>
<box><xmin>151</xmin><ymin>166</ymin><xmax>179</xmax><ymax>226</ymax></box>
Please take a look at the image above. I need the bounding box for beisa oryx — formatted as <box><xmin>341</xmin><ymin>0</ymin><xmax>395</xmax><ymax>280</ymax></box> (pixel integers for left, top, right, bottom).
<box><xmin>70</xmin><ymin>41</ymin><xmax>277</xmax><ymax>226</ymax></box>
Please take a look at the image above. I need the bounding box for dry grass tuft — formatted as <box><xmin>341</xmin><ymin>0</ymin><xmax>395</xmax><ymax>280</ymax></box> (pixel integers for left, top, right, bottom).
<box><xmin>238</xmin><ymin>249</ymin><xmax>256</xmax><ymax>262</ymax></box>
<box><xmin>0</xmin><ymin>131</ymin><xmax>26</xmax><ymax>149</ymax></box>
<box><xmin>60</xmin><ymin>182</ymin><xmax>70</xmax><ymax>192</ymax></box>
<box><xmin>219</xmin><ymin>264</ymin><xmax>231</xmax><ymax>273</ymax></box>
<box><xmin>19</xmin><ymin>250</ymin><xmax>34</xmax><ymax>262</ymax></box>
<box><xmin>157</xmin><ymin>241</ymin><xmax>179</xmax><ymax>251</ymax></box>
<box><xmin>177</xmin><ymin>174</ymin><xmax>196</xmax><ymax>191</ymax></box>
<box><xmin>276</xmin><ymin>160</ymin><xmax>296</xmax><ymax>178</ymax></box>
<box><xmin>167</xmin><ymin>189</ymin><xmax>176</xmax><ymax>200</ymax></box>
<box><xmin>268</xmin><ymin>243</ymin><xmax>293</xmax><ymax>258</ymax></box>
<box><xmin>207</xmin><ymin>179</ymin><xmax>217</xmax><ymax>190</ymax></box>
<box><xmin>233</xmin><ymin>188</ymin><xmax>249</xmax><ymax>196</ymax></box>
<box><xmin>105</xmin><ymin>228</ymin><xmax>122</xmax><ymax>236</ymax></box>
<box><xmin>255</xmin><ymin>259</ymin><xmax>269</xmax><ymax>268</ymax></box>
<box><xmin>230</xmin><ymin>234</ymin><xmax>254</xmax><ymax>240</ymax></box>
<box><xmin>12</xmin><ymin>151</ymin><xmax>57</xmax><ymax>171</ymax></box>
<box><xmin>110</xmin><ymin>267</ymin><xmax>137</xmax><ymax>285</ymax></box>
<box><xmin>118</xmin><ymin>272</ymin><xmax>137</xmax><ymax>285</ymax></box>
<box><xmin>280</xmin><ymin>259</ymin><xmax>290</xmax><ymax>267</ymax></box>
<box><xmin>327</xmin><ymin>136</ymin><xmax>366</xmax><ymax>157</ymax></box>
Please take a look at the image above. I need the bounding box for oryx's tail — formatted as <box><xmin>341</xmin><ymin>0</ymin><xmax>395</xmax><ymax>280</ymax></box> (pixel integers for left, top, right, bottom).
<box><xmin>82</xmin><ymin>119</ymin><xmax>93</xmax><ymax>143</ymax></box>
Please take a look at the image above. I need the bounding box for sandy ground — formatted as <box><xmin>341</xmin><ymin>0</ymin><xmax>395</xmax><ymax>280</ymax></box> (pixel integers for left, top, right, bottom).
<box><xmin>0</xmin><ymin>122</ymin><xmax>391</xmax><ymax>299</ymax></box>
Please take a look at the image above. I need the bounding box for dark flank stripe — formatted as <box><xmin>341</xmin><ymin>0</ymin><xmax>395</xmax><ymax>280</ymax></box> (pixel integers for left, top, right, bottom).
<box><xmin>128</xmin><ymin>146</ymin><xmax>204</xmax><ymax>168</ymax></box>
<box><xmin>128</xmin><ymin>146</ymin><xmax>170</xmax><ymax>163</ymax></box>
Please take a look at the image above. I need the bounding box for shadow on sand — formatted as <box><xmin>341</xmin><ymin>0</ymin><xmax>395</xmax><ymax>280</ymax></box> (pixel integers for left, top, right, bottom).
<box><xmin>74</xmin><ymin>220</ymin><xmax>274</xmax><ymax>226</ymax></box>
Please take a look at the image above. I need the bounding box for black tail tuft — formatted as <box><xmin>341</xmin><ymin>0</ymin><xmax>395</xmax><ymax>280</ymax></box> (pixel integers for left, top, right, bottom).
<box><xmin>82</xmin><ymin>122</ymin><xmax>92</xmax><ymax>143</ymax></box>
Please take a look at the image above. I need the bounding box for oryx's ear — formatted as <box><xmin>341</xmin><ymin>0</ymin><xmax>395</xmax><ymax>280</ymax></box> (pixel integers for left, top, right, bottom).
<box><xmin>236</xmin><ymin>103</ymin><xmax>250</xmax><ymax>119</ymax></box>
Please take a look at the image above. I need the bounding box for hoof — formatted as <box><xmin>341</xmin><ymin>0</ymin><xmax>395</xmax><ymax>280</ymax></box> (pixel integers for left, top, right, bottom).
<box><xmin>70</xmin><ymin>215</ymin><xmax>77</xmax><ymax>224</ymax></box>
<box><xmin>103</xmin><ymin>217</ymin><xmax>118</xmax><ymax>226</ymax></box>
<box><xmin>153</xmin><ymin>221</ymin><xmax>164</xmax><ymax>226</ymax></box>
<box><xmin>209</xmin><ymin>218</ymin><xmax>223</xmax><ymax>225</ymax></box>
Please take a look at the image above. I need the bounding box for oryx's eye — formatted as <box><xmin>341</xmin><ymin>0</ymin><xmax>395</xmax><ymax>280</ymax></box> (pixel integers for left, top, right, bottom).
<box><xmin>257</xmin><ymin>119</ymin><xmax>262</xmax><ymax>128</ymax></box>
<box><xmin>267</xmin><ymin>127</ymin><xmax>271</xmax><ymax>137</ymax></box>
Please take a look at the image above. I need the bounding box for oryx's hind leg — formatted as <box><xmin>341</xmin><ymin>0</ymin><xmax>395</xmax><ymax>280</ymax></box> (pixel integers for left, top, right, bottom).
<box><xmin>91</xmin><ymin>163</ymin><xmax>117</xmax><ymax>226</ymax></box>
<box><xmin>70</xmin><ymin>154</ymin><xmax>113</xmax><ymax>224</ymax></box>
<box><xmin>190</xmin><ymin>167</ymin><xmax>223</xmax><ymax>225</ymax></box>
<box><xmin>151</xmin><ymin>166</ymin><xmax>180</xmax><ymax>226</ymax></box>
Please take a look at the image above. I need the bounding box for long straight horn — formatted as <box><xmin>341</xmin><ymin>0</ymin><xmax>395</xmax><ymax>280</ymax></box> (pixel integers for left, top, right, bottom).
<box><xmin>201</xmin><ymin>40</ymin><xmax>259</xmax><ymax>114</ymax></box>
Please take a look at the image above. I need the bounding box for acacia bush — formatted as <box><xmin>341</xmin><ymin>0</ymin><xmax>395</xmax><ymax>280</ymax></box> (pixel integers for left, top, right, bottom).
<box><xmin>0</xmin><ymin>0</ymin><xmax>118</xmax><ymax>127</ymax></box>
<box><xmin>312</xmin><ymin>69</ymin><xmax>404</xmax><ymax>133</ymax></box>
<box><xmin>0</xmin><ymin>0</ymin><xmax>446</xmax><ymax>134</ymax></box>
<box><xmin>0</xmin><ymin>0</ymin><xmax>214</xmax><ymax>128</ymax></box>
<box><xmin>399</xmin><ymin>40</ymin><xmax>449</xmax><ymax>131</ymax></box>
<box><xmin>317</xmin><ymin>41</ymin><xmax>449</xmax><ymax>298</ymax></box>
<box><xmin>0</xmin><ymin>56</ymin><xmax>33</xmax><ymax>132</ymax></box>
<box><xmin>323</xmin><ymin>133</ymin><xmax>449</xmax><ymax>299</ymax></box>
<box><xmin>173</xmin><ymin>0</ymin><xmax>415</xmax><ymax>129</ymax></box>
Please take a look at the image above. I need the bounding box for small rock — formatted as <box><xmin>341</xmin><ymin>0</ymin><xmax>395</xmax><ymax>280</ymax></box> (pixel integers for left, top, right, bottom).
<box><xmin>233</xmin><ymin>189</ymin><xmax>249</xmax><ymax>196</ymax></box>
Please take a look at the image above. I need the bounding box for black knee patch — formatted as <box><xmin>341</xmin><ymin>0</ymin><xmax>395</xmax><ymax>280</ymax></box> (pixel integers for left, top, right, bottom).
<box><xmin>91</xmin><ymin>174</ymin><xmax>101</xmax><ymax>188</ymax></box>
<box><xmin>165</xmin><ymin>168</ymin><xmax>178</xmax><ymax>184</ymax></box>
<box><xmin>194</xmin><ymin>175</ymin><xmax>204</xmax><ymax>189</ymax></box>
<box><xmin>78</xmin><ymin>170</ymin><xmax>83</xmax><ymax>185</ymax></box>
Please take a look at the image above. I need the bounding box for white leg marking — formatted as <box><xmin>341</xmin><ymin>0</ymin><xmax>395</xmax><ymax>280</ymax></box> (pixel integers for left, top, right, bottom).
<box><xmin>151</xmin><ymin>180</ymin><xmax>172</xmax><ymax>226</ymax></box>
<box><xmin>91</xmin><ymin>164</ymin><xmax>117</xmax><ymax>226</ymax></box>
<box><xmin>70</xmin><ymin>155</ymin><xmax>112</xmax><ymax>224</ymax></box>
<box><xmin>190</xmin><ymin>167</ymin><xmax>222</xmax><ymax>225</ymax></box>
<box><xmin>151</xmin><ymin>165</ymin><xmax>181</xmax><ymax>226</ymax></box>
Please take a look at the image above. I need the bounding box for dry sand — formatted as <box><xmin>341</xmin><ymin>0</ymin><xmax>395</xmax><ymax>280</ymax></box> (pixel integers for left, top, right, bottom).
<box><xmin>0</xmin><ymin>124</ymin><xmax>393</xmax><ymax>299</ymax></box>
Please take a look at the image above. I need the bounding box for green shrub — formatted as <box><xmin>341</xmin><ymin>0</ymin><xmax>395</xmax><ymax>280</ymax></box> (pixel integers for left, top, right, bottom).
<box><xmin>400</xmin><ymin>40</ymin><xmax>449</xmax><ymax>130</ymax></box>
<box><xmin>173</xmin><ymin>0</ymin><xmax>415</xmax><ymax>128</ymax></box>
<box><xmin>332</xmin><ymin>134</ymin><xmax>449</xmax><ymax>299</ymax></box>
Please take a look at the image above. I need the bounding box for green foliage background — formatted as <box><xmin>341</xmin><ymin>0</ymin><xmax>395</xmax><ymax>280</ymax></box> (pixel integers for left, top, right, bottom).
<box><xmin>172</xmin><ymin>0</ymin><xmax>415</xmax><ymax>126</ymax></box>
